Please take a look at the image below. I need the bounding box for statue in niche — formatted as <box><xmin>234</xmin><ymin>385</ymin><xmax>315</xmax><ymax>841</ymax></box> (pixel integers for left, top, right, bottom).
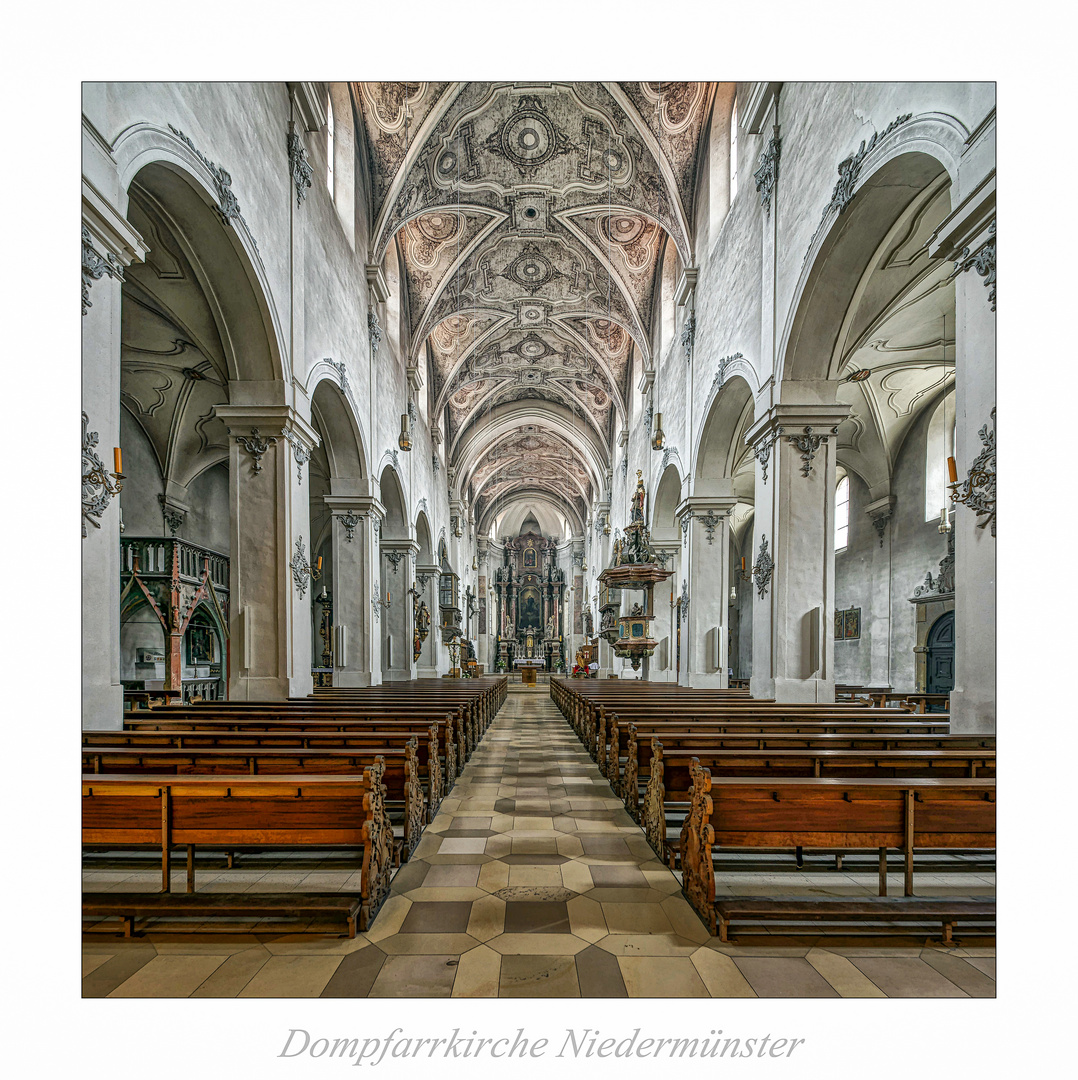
<box><xmin>546</xmin><ymin>613</ymin><xmax>557</xmax><ymax>639</ymax></box>
<box><xmin>582</xmin><ymin>608</ymin><xmax>594</xmax><ymax>638</ymax></box>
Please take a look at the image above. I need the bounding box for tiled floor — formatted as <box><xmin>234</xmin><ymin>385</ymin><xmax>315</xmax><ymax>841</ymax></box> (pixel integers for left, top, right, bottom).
<box><xmin>82</xmin><ymin>690</ymin><xmax>995</xmax><ymax>997</ymax></box>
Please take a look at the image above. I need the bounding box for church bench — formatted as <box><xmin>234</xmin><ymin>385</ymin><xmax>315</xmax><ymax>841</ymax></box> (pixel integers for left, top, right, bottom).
<box><xmin>600</xmin><ymin>713</ymin><xmax>950</xmax><ymax>784</ymax></box>
<box><xmin>82</xmin><ymin>740</ymin><xmax>429</xmax><ymax>860</ymax></box>
<box><xmin>126</xmin><ymin>712</ymin><xmax>465</xmax><ymax>779</ymax></box>
<box><xmin>82</xmin><ymin>891</ymin><xmax>364</xmax><ymax>939</ymax></box>
<box><xmin>578</xmin><ymin>699</ymin><xmax>912</xmax><ymax>757</ymax></box>
<box><xmin>93</xmin><ymin>723</ymin><xmax>448</xmax><ymax>809</ymax></box>
<box><xmin>632</xmin><ymin>740</ymin><xmax>995</xmax><ymax>829</ymax></box>
<box><xmin>82</xmin><ymin>772</ymin><xmax>393</xmax><ymax>929</ymax></box>
<box><xmin>614</xmin><ymin>727</ymin><xmax>994</xmax><ymax>808</ymax></box>
<box><xmin>711</xmin><ymin>896</ymin><xmax>995</xmax><ymax>945</ymax></box>
<box><xmin>672</xmin><ymin>766</ymin><xmax>995</xmax><ymax>933</ymax></box>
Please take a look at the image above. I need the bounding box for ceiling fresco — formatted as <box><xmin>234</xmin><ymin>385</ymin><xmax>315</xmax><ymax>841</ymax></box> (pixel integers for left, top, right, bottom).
<box><xmin>354</xmin><ymin>82</ymin><xmax>716</xmax><ymax>535</ymax></box>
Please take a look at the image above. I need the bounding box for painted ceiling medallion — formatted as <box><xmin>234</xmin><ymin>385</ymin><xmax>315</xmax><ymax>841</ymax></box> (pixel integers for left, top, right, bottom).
<box><xmin>492</xmin><ymin>96</ymin><xmax>573</xmax><ymax>170</ymax></box>
<box><xmin>503</xmin><ymin>246</ymin><xmax>560</xmax><ymax>293</ymax></box>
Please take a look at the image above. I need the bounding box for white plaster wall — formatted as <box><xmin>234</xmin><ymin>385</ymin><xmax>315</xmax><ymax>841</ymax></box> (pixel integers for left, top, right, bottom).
<box><xmin>834</xmin><ymin>403</ymin><xmax>952</xmax><ymax>690</ymax></box>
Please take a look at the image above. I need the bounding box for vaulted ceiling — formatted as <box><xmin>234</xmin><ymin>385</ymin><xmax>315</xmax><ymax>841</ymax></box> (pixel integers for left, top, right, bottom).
<box><xmin>354</xmin><ymin>82</ymin><xmax>716</xmax><ymax>537</ymax></box>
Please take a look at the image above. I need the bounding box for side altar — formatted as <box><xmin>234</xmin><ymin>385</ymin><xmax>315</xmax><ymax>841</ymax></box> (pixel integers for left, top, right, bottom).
<box><xmin>492</xmin><ymin>531</ymin><xmax>566</xmax><ymax>672</ymax></box>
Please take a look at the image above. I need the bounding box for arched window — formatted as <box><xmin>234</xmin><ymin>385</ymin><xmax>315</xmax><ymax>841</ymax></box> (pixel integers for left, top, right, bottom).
<box><xmin>835</xmin><ymin>473</ymin><xmax>850</xmax><ymax>552</ymax></box>
<box><xmin>325</xmin><ymin>93</ymin><xmax>335</xmax><ymax>195</ymax></box>
<box><xmin>729</xmin><ymin>98</ymin><xmax>738</xmax><ymax>202</ymax></box>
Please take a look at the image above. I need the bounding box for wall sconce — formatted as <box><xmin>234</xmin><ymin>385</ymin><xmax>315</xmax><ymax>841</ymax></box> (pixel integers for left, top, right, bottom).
<box><xmin>82</xmin><ymin>412</ymin><xmax>125</xmax><ymax>538</ymax></box>
<box><xmin>736</xmin><ymin>555</ymin><xmax>752</xmax><ymax>582</ymax></box>
<box><xmin>398</xmin><ymin>413</ymin><xmax>412</xmax><ymax>451</ymax></box>
<box><xmin>291</xmin><ymin>540</ymin><xmax>322</xmax><ymax>598</ymax></box>
<box><xmin>651</xmin><ymin>412</ymin><xmax>665</xmax><ymax>451</ymax></box>
<box><xmin>729</xmin><ymin>585</ymin><xmax>738</xmax><ymax>604</ymax></box>
<box><xmin>937</xmin><ymin>505</ymin><xmax>952</xmax><ymax>534</ymax></box>
<box><xmin>603</xmin><ymin>519</ymin><xmax>611</xmax><ymax>535</ymax></box>
<box><xmin>472</xmin><ymin>554</ymin><xmax>478</xmax><ymax>571</ymax></box>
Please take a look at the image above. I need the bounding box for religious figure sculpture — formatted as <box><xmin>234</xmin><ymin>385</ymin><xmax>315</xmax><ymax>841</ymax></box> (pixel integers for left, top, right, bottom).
<box><xmin>413</xmin><ymin>597</ymin><xmax>431</xmax><ymax>662</ymax></box>
<box><xmin>546</xmin><ymin>613</ymin><xmax>556</xmax><ymax>639</ymax></box>
<box><xmin>582</xmin><ymin>607</ymin><xmax>594</xmax><ymax>638</ymax></box>
<box><xmin>630</xmin><ymin>469</ymin><xmax>646</xmax><ymax>523</ymax></box>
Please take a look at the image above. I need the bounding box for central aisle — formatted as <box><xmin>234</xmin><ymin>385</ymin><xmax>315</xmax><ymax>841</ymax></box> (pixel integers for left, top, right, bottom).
<box><xmin>352</xmin><ymin>687</ymin><xmax>725</xmax><ymax>996</ymax></box>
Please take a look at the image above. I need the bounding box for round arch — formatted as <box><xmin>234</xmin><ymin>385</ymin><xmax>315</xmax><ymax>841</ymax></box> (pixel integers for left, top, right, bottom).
<box><xmin>651</xmin><ymin>463</ymin><xmax>684</xmax><ymax>542</ymax></box>
<box><xmin>112</xmin><ymin>124</ymin><xmax>287</xmax><ymax>387</ymax></box>
<box><xmin>310</xmin><ymin>375</ymin><xmax>369</xmax><ymax>485</ymax></box>
<box><xmin>379</xmin><ymin>465</ymin><xmax>408</xmax><ymax>540</ymax></box>
<box><xmin>778</xmin><ymin>118</ymin><xmax>966</xmax><ymax>386</ymax></box>
<box><xmin>695</xmin><ymin>374</ymin><xmax>756</xmax><ymax>487</ymax></box>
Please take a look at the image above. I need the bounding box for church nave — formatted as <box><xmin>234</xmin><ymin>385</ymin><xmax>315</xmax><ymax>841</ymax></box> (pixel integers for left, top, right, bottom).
<box><xmin>82</xmin><ymin>690</ymin><xmax>994</xmax><ymax>999</ymax></box>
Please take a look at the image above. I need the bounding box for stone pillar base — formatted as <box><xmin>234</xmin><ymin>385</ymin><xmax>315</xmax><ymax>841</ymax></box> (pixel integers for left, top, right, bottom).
<box><xmin>948</xmin><ymin>686</ymin><xmax>995</xmax><ymax>734</ymax></box>
<box><xmin>688</xmin><ymin>672</ymin><xmax>727</xmax><ymax>689</ymax></box>
<box><xmin>83</xmin><ymin>685</ymin><xmax>124</xmax><ymax>731</ymax></box>
<box><xmin>772</xmin><ymin>676</ymin><xmax>836</xmax><ymax>703</ymax></box>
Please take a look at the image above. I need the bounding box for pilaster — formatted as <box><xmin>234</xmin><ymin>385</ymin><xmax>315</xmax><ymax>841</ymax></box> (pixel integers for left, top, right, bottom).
<box><xmin>677</xmin><ymin>495</ymin><xmax>738</xmax><ymax>687</ymax></box>
<box><xmin>213</xmin><ymin>404</ymin><xmax>320</xmax><ymax>699</ymax></box>
<box><xmin>744</xmin><ymin>401</ymin><xmax>849</xmax><ymax>702</ymax></box>
<box><xmin>82</xmin><ymin>150</ymin><xmax>148</xmax><ymax>729</ymax></box>
<box><xmin>323</xmin><ymin>495</ymin><xmax>385</xmax><ymax>687</ymax></box>
<box><xmin>928</xmin><ymin>151</ymin><xmax>996</xmax><ymax>733</ymax></box>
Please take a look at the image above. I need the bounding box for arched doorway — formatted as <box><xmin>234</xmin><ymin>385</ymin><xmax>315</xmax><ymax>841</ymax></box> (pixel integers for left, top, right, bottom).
<box><xmin>926</xmin><ymin>611</ymin><xmax>955</xmax><ymax>695</ymax></box>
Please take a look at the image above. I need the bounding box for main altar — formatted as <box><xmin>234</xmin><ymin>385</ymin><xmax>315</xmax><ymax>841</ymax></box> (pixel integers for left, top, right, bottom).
<box><xmin>492</xmin><ymin>531</ymin><xmax>566</xmax><ymax>672</ymax></box>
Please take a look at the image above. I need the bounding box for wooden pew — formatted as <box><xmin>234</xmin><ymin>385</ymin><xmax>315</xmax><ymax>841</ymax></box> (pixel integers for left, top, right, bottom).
<box><xmin>616</xmin><ymin>725</ymin><xmax>994</xmax><ymax>811</ymax></box>
<box><xmin>87</xmin><ymin>723</ymin><xmax>447</xmax><ymax>812</ymax></box>
<box><xmin>674</xmin><ymin>764</ymin><xmax>995</xmax><ymax>936</ymax></box>
<box><xmin>595</xmin><ymin>709</ymin><xmax>948</xmax><ymax>777</ymax></box>
<box><xmin>83</xmin><ymin>891</ymin><xmax>364</xmax><ymax>939</ymax></box>
<box><xmin>127</xmin><ymin>712</ymin><xmax>464</xmax><ymax>781</ymax></box>
<box><xmin>82</xmin><ymin>770</ymin><xmax>393</xmax><ymax>931</ymax></box>
<box><xmin>636</xmin><ymin>739</ymin><xmax>996</xmax><ymax>856</ymax></box>
<box><xmin>83</xmin><ymin>740</ymin><xmax>428</xmax><ymax>860</ymax></box>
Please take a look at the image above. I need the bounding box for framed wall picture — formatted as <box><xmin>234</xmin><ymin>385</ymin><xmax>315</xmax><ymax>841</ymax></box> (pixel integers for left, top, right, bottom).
<box><xmin>835</xmin><ymin>606</ymin><xmax>861</xmax><ymax>641</ymax></box>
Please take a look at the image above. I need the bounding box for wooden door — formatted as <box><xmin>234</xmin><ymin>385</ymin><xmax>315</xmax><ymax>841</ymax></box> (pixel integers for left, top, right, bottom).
<box><xmin>926</xmin><ymin>611</ymin><xmax>955</xmax><ymax>694</ymax></box>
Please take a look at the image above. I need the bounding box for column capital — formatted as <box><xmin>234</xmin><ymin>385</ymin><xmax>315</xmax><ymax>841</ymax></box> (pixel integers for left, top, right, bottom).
<box><xmin>864</xmin><ymin>495</ymin><xmax>897</xmax><ymax>547</ymax></box>
<box><xmin>83</xmin><ymin>176</ymin><xmax>148</xmax><ymax>267</ymax></box>
<box><xmin>744</xmin><ymin>402</ymin><xmax>850</xmax><ymax>449</ymax></box>
<box><xmin>213</xmin><ymin>404</ymin><xmax>320</xmax><ymax>448</ymax></box>
<box><xmin>381</xmin><ymin>538</ymin><xmax>421</xmax><ymax>556</ymax></box>
<box><xmin>676</xmin><ymin>495</ymin><xmax>739</xmax><ymax>518</ymax></box>
<box><xmin>323</xmin><ymin>494</ymin><xmax>386</xmax><ymax>520</ymax></box>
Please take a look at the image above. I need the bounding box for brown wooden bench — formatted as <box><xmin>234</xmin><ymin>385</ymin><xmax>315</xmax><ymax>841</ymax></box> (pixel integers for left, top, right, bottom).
<box><xmin>614</xmin><ymin>724</ymin><xmax>994</xmax><ymax>807</ymax></box>
<box><xmin>127</xmin><ymin>712</ymin><xmax>464</xmax><ymax>780</ymax></box>
<box><xmin>82</xmin><ymin>891</ymin><xmax>364</xmax><ymax>938</ymax></box>
<box><xmin>82</xmin><ymin>771</ymin><xmax>392</xmax><ymax>930</ymax></box>
<box><xmin>82</xmin><ymin>740</ymin><xmax>429</xmax><ymax>860</ymax></box>
<box><xmin>85</xmin><ymin>723</ymin><xmax>448</xmax><ymax>808</ymax></box>
<box><xmin>713</xmin><ymin>896</ymin><xmax>995</xmax><ymax>945</ymax></box>
<box><xmin>675</xmin><ymin>766</ymin><xmax>995</xmax><ymax>934</ymax></box>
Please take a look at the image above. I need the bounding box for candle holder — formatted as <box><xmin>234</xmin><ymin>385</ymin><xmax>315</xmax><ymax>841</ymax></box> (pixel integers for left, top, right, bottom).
<box><xmin>290</xmin><ymin>537</ymin><xmax>323</xmax><ymax>598</ymax></box>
